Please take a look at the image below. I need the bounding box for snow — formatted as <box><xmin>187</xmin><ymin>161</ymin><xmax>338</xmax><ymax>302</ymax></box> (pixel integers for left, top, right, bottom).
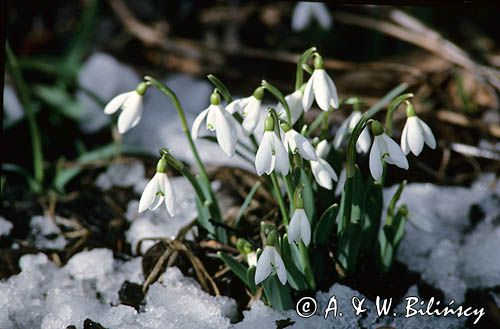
<box><xmin>95</xmin><ymin>160</ymin><xmax>147</xmax><ymax>194</ymax></box>
<box><xmin>29</xmin><ymin>215</ymin><xmax>67</xmax><ymax>250</ymax></box>
<box><xmin>0</xmin><ymin>216</ymin><xmax>13</xmax><ymax>236</ymax></box>
<box><xmin>385</xmin><ymin>173</ymin><xmax>500</xmax><ymax>304</ymax></box>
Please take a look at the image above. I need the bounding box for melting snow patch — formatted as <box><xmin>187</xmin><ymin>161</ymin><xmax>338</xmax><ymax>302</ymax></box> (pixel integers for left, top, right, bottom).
<box><xmin>0</xmin><ymin>216</ymin><xmax>13</xmax><ymax>236</ymax></box>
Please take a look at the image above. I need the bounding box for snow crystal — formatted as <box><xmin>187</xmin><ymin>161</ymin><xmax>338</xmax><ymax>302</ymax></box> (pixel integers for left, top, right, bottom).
<box><xmin>386</xmin><ymin>173</ymin><xmax>500</xmax><ymax>304</ymax></box>
<box><xmin>29</xmin><ymin>216</ymin><xmax>67</xmax><ymax>249</ymax></box>
<box><xmin>77</xmin><ymin>52</ymin><xmax>140</xmax><ymax>133</ymax></box>
<box><xmin>0</xmin><ymin>216</ymin><xmax>13</xmax><ymax>236</ymax></box>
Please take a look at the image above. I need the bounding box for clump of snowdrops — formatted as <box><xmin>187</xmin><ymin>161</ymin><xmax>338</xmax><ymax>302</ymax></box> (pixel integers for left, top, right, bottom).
<box><xmin>104</xmin><ymin>47</ymin><xmax>435</xmax><ymax>310</ymax></box>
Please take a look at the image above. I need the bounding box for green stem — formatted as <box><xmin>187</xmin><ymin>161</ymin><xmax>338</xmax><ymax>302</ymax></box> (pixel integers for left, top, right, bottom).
<box><xmin>299</xmin><ymin>241</ymin><xmax>316</xmax><ymax>290</ymax></box>
<box><xmin>5</xmin><ymin>42</ymin><xmax>44</xmax><ymax>186</ymax></box>
<box><xmin>283</xmin><ymin>174</ymin><xmax>295</xmax><ymax>210</ymax></box>
<box><xmin>270</xmin><ymin>173</ymin><xmax>289</xmax><ymax>225</ymax></box>
<box><xmin>320</xmin><ymin>108</ymin><xmax>332</xmax><ymax>139</ymax></box>
<box><xmin>295</xmin><ymin>47</ymin><xmax>317</xmax><ymax>90</ymax></box>
<box><xmin>384</xmin><ymin>93</ymin><xmax>414</xmax><ymax>137</ymax></box>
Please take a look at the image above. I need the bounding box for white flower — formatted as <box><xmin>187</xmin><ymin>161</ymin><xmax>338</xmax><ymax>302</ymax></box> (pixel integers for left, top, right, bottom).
<box><xmin>291</xmin><ymin>2</ymin><xmax>332</xmax><ymax>32</ymax></box>
<box><xmin>288</xmin><ymin>208</ymin><xmax>311</xmax><ymax>246</ymax></box>
<box><xmin>138</xmin><ymin>172</ymin><xmax>175</xmax><ymax>216</ymax></box>
<box><xmin>310</xmin><ymin>140</ymin><xmax>338</xmax><ymax>190</ymax></box>
<box><xmin>247</xmin><ymin>252</ymin><xmax>257</xmax><ymax>268</ymax></box>
<box><xmin>283</xmin><ymin>127</ymin><xmax>317</xmax><ymax>161</ymax></box>
<box><xmin>241</xmin><ymin>88</ymin><xmax>265</xmax><ymax>134</ymax></box>
<box><xmin>333</xmin><ymin>110</ymin><xmax>371</xmax><ymax>153</ymax></box>
<box><xmin>401</xmin><ymin>116</ymin><xmax>436</xmax><ymax>156</ymax></box>
<box><xmin>255</xmin><ymin>117</ymin><xmax>289</xmax><ymax>176</ymax></box>
<box><xmin>254</xmin><ymin>245</ymin><xmax>287</xmax><ymax>285</ymax></box>
<box><xmin>104</xmin><ymin>89</ymin><xmax>144</xmax><ymax>134</ymax></box>
<box><xmin>191</xmin><ymin>102</ymin><xmax>238</xmax><ymax>157</ymax></box>
<box><xmin>277</xmin><ymin>90</ymin><xmax>304</xmax><ymax>124</ymax></box>
<box><xmin>369</xmin><ymin>127</ymin><xmax>409</xmax><ymax>181</ymax></box>
<box><xmin>303</xmin><ymin>56</ymin><xmax>338</xmax><ymax>112</ymax></box>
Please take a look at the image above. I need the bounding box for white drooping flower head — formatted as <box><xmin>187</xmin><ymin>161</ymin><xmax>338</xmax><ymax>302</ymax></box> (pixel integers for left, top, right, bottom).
<box><xmin>288</xmin><ymin>190</ymin><xmax>311</xmax><ymax>246</ymax></box>
<box><xmin>400</xmin><ymin>102</ymin><xmax>436</xmax><ymax>156</ymax></box>
<box><xmin>255</xmin><ymin>115</ymin><xmax>290</xmax><ymax>176</ymax></box>
<box><xmin>333</xmin><ymin>109</ymin><xmax>371</xmax><ymax>154</ymax></box>
<box><xmin>291</xmin><ymin>2</ymin><xmax>332</xmax><ymax>32</ymax></box>
<box><xmin>369</xmin><ymin>120</ymin><xmax>409</xmax><ymax>181</ymax></box>
<box><xmin>302</xmin><ymin>54</ymin><xmax>339</xmax><ymax>112</ymax></box>
<box><xmin>277</xmin><ymin>89</ymin><xmax>304</xmax><ymax>125</ymax></box>
<box><xmin>241</xmin><ymin>87</ymin><xmax>265</xmax><ymax>135</ymax></box>
<box><xmin>138</xmin><ymin>156</ymin><xmax>175</xmax><ymax>216</ymax></box>
<box><xmin>104</xmin><ymin>82</ymin><xmax>147</xmax><ymax>134</ymax></box>
<box><xmin>310</xmin><ymin>139</ymin><xmax>338</xmax><ymax>190</ymax></box>
<box><xmin>282</xmin><ymin>122</ymin><xmax>317</xmax><ymax>161</ymax></box>
<box><xmin>191</xmin><ymin>91</ymin><xmax>239</xmax><ymax>157</ymax></box>
<box><xmin>255</xmin><ymin>230</ymin><xmax>287</xmax><ymax>285</ymax></box>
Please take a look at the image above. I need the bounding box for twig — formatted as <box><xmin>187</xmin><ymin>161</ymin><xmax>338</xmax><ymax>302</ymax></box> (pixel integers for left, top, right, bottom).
<box><xmin>435</xmin><ymin>110</ymin><xmax>500</xmax><ymax>138</ymax></box>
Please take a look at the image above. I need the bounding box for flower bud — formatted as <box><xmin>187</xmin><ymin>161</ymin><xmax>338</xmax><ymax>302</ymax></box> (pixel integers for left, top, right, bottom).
<box><xmin>253</xmin><ymin>86</ymin><xmax>265</xmax><ymax>100</ymax></box>
<box><xmin>156</xmin><ymin>157</ymin><xmax>168</xmax><ymax>173</ymax></box>
<box><xmin>281</xmin><ymin>122</ymin><xmax>292</xmax><ymax>132</ymax></box>
<box><xmin>405</xmin><ymin>101</ymin><xmax>416</xmax><ymax>117</ymax></box>
<box><xmin>370</xmin><ymin>120</ymin><xmax>384</xmax><ymax>136</ymax></box>
<box><xmin>264</xmin><ymin>115</ymin><xmax>275</xmax><ymax>132</ymax></box>
<box><xmin>210</xmin><ymin>91</ymin><xmax>221</xmax><ymax>105</ymax></box>
<box><xmin>313</xmin><ymin>54</ymin><xmax>324</xmax><ymax>69</ymax></box>
<box><xmin>266</xmin><ymin>230</ymin><xmax>277</xmax><ymax>246</ymax></box>
<box><xmin>135</xmin><ymin>82</ymin><xmax>148</xmax><ymax>96</ymax></box>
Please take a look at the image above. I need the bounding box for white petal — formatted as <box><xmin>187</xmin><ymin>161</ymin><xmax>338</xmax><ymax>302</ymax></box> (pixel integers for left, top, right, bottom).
<box><xmin>117</xmin><ymin>93</ymin><xmax>143</xmax><ymax>134</ymax></box>
<box><xmin>191</xmin><ymin>108</ymin><xmax>209</xmax><ymax>139</ymax></box>
<box><xmin>356</xmin><ymin>127</ymin><xmax>372</xmax><ymax>154</ymax></box>
<box><xmin>407</xmin><ymin>117</ymin><xmax>424</xmax><ymax>156</ymax></box>
<box><xmin>302</xmin><ymin>75</ymin><xmax>315</xmax><ymax>112</ymax></box>
<box><xmin>242</xmin><ymin>98</ymin><xmax>261</xmax><ymax>134</ymax></box>
<box><xmin>226</xmin><ymin>99</ymin><xmax>242</xmax><ymax>114</ymax></box>
<box><xmin>319</xmin><ymin>158</ymin><xmax>338</xmax><ymax>181</ymax></box>
<box><xmin>310</xmin><ymin>3</ymin><xmax>332</xmax><ymax>29</ymax></box>
<box><xmin>104</xmin><ymin>92</ymin><xmax>130</xmax><ymax>114</ymax></box>
<box><xmin>285</xmin><ymin>131</ymin><xmax>297</xmax><ymax>153</ymax></box>
<box><xmin>255</xmin><ymin>247</ymin><xmax>273</xmax><ymax>285</ymax></box>
<box><xmin>299</xmin><ymin>210</ymin><xmax>311</xmax><ymax>246</ymax></box>
<box><xmin>324</xmin><ymin>71</ymin><xmax>339</xmax><ymax>109</ymax></box>
<box><xmin>294</xmin><ymin>132</ymin><xmax>317</xmax><ymax>161</ymax></box>
<box><xmin>215</xmin><ymin>108</ymin><xmax>237</xmax><ymax>157</ymax></box>
<box><xmin>312</xmin><ymin>70</ymin><xmax>331</xmax><ymax>111</ymax></box>
<box><xmin>206</xmin><ymin>105</ymin><xmax>217</xmax><ymax>131</ymax></box>
<box><xmin>160</xmin><ymin>173</ymin><xmax>176</xmax><ymax>217</ymax></box>
<box><xmin>369</xmin><ymin>137</ymin><xmax>383</xmax><ymax>181</ymax></box>
<box><xmin>334</xmin><ymin>168</ymin><xmax>346</xmax><ymax>197</ymax></box>
<box><xmin>401</xmin><ymin>121</ymin><xmax>410</xmax><ymax>155</ymax></box>
<box><xmin>382</xmin><ymin>134</ymin><xmax>409</xmax><ymax>170</ymax></box>
<box><xmin>333</xmin><ymin>117</ymin><xmax>350</xmax><ymax>149</ymax></box>
<box><xmin>315</xmin><ymin>139</ymin><xmax>330</xmax><ymax>158</ymax></box>
<box><xmin>288</xmin><ymin>90</ymin><xmax>304</xmax><ymax>124</ymax></box>
<box><xmin>419</xmin><ymin>118</ymin><xmax>436</xmax><ymax>149</ymax></box>
<box><xmin>271</xmin><ymin>248</ymin><xmax>287</xmax><ymax>285</ymax></box>
<box><xmin>348</xmin><ymin>111</ymin><xmax>362</xmax><ymax>130</ymax></box>
<box><xmin>255</xmin><ymin>132</ymin><xmax>273</xmax><ymax>175</ymax></box>
<box><xmin>288</xmin><ymin>211</ymin><xmax>301</xmax><ymax>244</ymax></box>
<box><xmin>311</xmin><ymin>161</ymin><xmax>332</xmax><ymax>190</ymax></box>
<box><xmin>273</xmin><ymin>134</ymin><xmax>290</xmax><ymax>175</ymax></box>
<box><xmin>138</xmin><ymin>174</ymin><xmax>159</xmax><ymax>213</ymax></box>
<box><xmin>291</xmin><ymin>2</ymin><xmax>312</xmax><ymax>31</ymax></box>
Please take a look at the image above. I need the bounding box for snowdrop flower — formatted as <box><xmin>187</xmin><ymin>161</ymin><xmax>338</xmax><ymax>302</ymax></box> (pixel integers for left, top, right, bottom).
<box><xmin>310</xmin><ymin>140</ymin><xmax>338</xmax><ymax>190</ymax></box>
<box><xmin>255</xmin><ymin>230</ymin><xmax>287</xmax><ymax>285</ymax></box>
<box><xmin>236</xmin><ymin>238</ymin><xmax>258</xmax><ymax>267</ymax></box>
<box><xmin>288</xmin><ymin>192</ymin><xmax>311</xmax><ymax>246</ymax></box>
<box><xmin>104</xmin><ymin>82</ymin><xmax>147</xmax><ymax>134</ymax></box>
<box><xmin>255</xmin><ymin>116</ymin><xmax>290</xmax><ymax>176</ymax></box>
<box><xmin>241</xmin><ymin>87</ymin><xmax>265</xmax><ymax>134</ymax></box>
<box><xmin>138</xmin><ymin>156</ymin><xmax>175</xmax><ymax>216</ymax></box>
<box><xmin>303</xmin><ymin>55</ymin><xmax>339</xmax><ymax>112</ymax></box>
<box><xmin>281</xmin><ymin>123</ymin><xmax>316</xmax><ymax>161</ymax></box>
<box><xmin>333</xmin><ymin>110</ymin><xmax>371</xmax><ymax>153</ymax></box>
<box><xmin>191</xmin><ymin>91</ymin><xmax>238</xmax><ymax>157</ymax></box>
<box><xmin>401</xmin><ymin>102</ymin><xmax>436</xmax><ymax>156</ymax></box>
<box><xmin>291</xmin><ymin>2</ymin><xmax>332</xmax><ymax>32</ymax></box>
<box><xmin>277</xmin><ymin>89</ymin><xmax>304</xmax><ymax>124</ymax></box>
<box><xmin>369</xmin><ymin>120</ymin><xmax>409</xmax><ymax>181</ymax></box>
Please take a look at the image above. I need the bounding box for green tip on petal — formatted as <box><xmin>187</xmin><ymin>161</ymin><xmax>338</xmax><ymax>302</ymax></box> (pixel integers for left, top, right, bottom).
<box><xmin>156</xmin><ymin>157</ymin><xmax>168</xmax><ymax>173</ymax></box>
<box><xmin>135</xmin><ymin>82</ymin><xmax>148</xmax><ymax>96</ymax></box>
<box><xmin>264</xmin><ymin>115</ymin><xmax>275</xmax><ymax>131</ymax></box>
<box><xmin>405</xmin><ymin>101</ymin><xmax>416</xmax><ymax>117</ymax></box>
<box><xmin>253</xmin><ymin>86</ymin><xmax>265</xmax><ymax>100</ymax></box>
<box><xmin>313</xmin><ymin>54</ymin><xmax>324</xmax><ymax>70</ymax></box>
<box><xmin>210</xmin><ymin>91</ymin><xmax>221</xmax><ymax>105</ymax></box>
<box><xmin>371</xmin><ymin>120</ymin><xmax>384</xmax><ymax>136</ymax></box>
<box><xmin>281</xmin><ymin>122</ymin><xmax>291</xmax><ymax>132</ymax></box>
<box><xmin>266</xmin><ymin>230</ymin><xmax>277</xmax><ymax>246</ymax></box>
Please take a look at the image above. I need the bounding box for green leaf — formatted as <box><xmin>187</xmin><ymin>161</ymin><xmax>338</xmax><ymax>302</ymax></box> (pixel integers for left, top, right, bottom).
<box><xmin>313</xmin><ymin>203</ymin><xmax>339</xmax><ymax>246</ymax></box>
<box><xmin>261</xmin><ymin>80</ymin><xmax>291</xmax><ymax>123</ymax></box>
<box><xmin>195</xmin><ymin>197</ymin><xmax>215</xmax><ymax>235</ymax></box>
<box><xmin>336</xmin><ymin>221</ymin><xmax>362</xmax><ymax>274</ymax></box>
<box><xmin>33</xmin><ymin>85</ymin><xmax>82</xmax><ymax>120</ymax></box>
<box><xmin>359</xmin><ymin>179</ymin><xmax>383</xmax><ymax>252</ymax></box>
<box><xmin>279</xmin><ymin>237</ymin><xmax>308</xmax><ymax>291</ymax></box>
<box><xmin>294</xmin><ymin>168</ymin><xmax>316</xmax><ymax>224</ymax></box>
<box><xmin>2</xmin><ymin>163</ymin><xmax>41</xmax><ymax>193</ymax></box>
<box><xmin>235</xmin><ymin>181</ymin><xmax>261</xmax><ymax>227</ymax></box>
<box><xmin>386</xmin><ymin>180</ymin><xmax>407</xmax><ymax>224</ymax></box>
<box><xmin>350</xmin><ymin>166</ymin><xmax>365</xmax><ymax>223</ymax></box>
<box><xmin>218</xmin><ymin>252</ymin><xmax>250</xmax><ymax>287</ymax></box>
<box><xmin>246</xmin><ymin>266</ymin><xmax>257</xmax><ymax>294</ymax></box>
<box><xmin>262</xmin><ymin>275</ymin><xmax>293</xmax><ymax>311</ymax></box>
<box><xmin>295</xmin><ymin>47</ymin><xmax>317</xmax><ymax>90</ymax></box>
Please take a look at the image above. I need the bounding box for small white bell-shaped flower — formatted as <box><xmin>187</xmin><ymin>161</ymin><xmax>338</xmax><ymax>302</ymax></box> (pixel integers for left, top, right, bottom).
<box><xmin>291</xmin><ymin>2</ymin><xmax>332</xmax><ymax>32</ymax></box>
<box><xmin>401</xmin><ymin>102</ymin><xmax>436</xmax><ymax>156</ymax></box>
<box><xmin>302</xmin><ymin>55</ymin><xmax>339</xmax><ymax>112</ymax></box>
<box><xmin>241</xmin><ymin>87</ymin><xmax>265</xmax><ymax>134</ymax></box>
<box><xmin>310</xmin><ymin>140</ymin><xmax>338</xmax><ymax>190</ymax></box>
<box><xmin>191</xmin><ymin>91</ymin><xmax>239</xmax><ymax>157</ymax></box>
<box><xmin>369</xmin><ymin>120</ymin><xmax>409</xmax><ymax>181</ymax></box>
<box><xmin>277</xmin><ymin>89</ymin><xmax>304</xmax><ymax>124</ymax></box>
<box><xmin>104</xmin><ymin>82</ymin><xmax>147</xmax><ymax>134</ymax></box>
<box><xmin>333</xmin><ymin>109</ymin><xmax>371</xmax><ymax>153</ymax></box>
<box><xmin>255</xmin><ymin>230</ymin><xmax>287</xmax><ymax>285</ymax></box>
<box><xmin>282</xmin><ymin>122</ymin><xmax>317</xmax><ymax>161</ymax></box>
<box><xmin>287</xmin><ymin>191</ymin><xmax>311</xmax><ymax>246</ymax></box>
<box><xmin>138</xmin><ymin>156</ymin><xmax>175</xmax><ymax>216</ymax></box>
<box><xmin>255</xmin><ymin>115</ymin><xmax>290</xmax><ymax>176</ymax></box>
